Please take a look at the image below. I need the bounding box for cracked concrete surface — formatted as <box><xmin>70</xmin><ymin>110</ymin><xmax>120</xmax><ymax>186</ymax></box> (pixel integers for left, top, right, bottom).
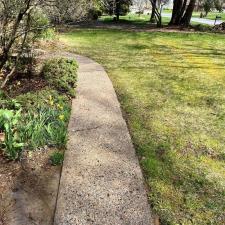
<box><xmin>54</xmin><ymin>55</ymin><xmax>153</xmax><ymax>225</ymax></box>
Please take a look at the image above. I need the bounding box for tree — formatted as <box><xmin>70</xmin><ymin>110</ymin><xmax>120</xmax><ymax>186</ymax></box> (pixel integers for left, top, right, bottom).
<box><xmin>194</xmin><ymin>0</ymin><xmax>225</xmax><ymax>17</ymax></box>
<box><xmin>169</xmin><ymin>0</ymin><xmax>197</xmax><ymax>26</ymax></box>
<box><xmin>100</xmin><ymin>0</ymin><xmax>132</xmax><ymax>20</ymax></box>
<box><xmin>150</xmin><ymin>0</ymin><xmax>157</xmax><ymax>22</ymax></box>
<box><xmin>203</xmin><ymin>0</ymin><xmax>214</xmax><ymax>16</ymax></box>
<box><xmin>46</xmin><ymin>0</ymin><xmax>94</xmax><ymax>24</ymax></box>
<box><xmin>132</xmin><ymin>0</ymin><xmax>148</xmax><ymax>16</ymax></box>
<box><xmin>214</xmin><ymin>0</ymin><xmax>225</xmax><ymax>12</ymax></box>
<box><xmin>0</xmin><ymin>0</ymin><xmax>50</xmax><ymax>88</ymax></box>
<box><xmin>149</xmin><ymin>0</ymin><xmax>169</xmax><ymax>26</ymax></box>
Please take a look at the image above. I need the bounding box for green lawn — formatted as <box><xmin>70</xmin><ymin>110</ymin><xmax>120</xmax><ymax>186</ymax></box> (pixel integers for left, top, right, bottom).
<box><xmin>60</xmin><ymin>29</ymin><xmax>225</xmax><ymax>224</ymax></box>
<box><xmin>99</xmin><ymin>13</ymin><xmax>210</xmax><ymax>27</ymax></box>
<box><xmin>99</xmin><ymin>14</ymin><xmax>171</xmax><ymax>26</ymax></box>
<box><xmin>164</xmin><ymin>9</ymin><xmax>225</xmax><ymax>21</ymax></box>
<box><xmin>192</xmin><ymin>11</ymin><xmax>225</xmax><ymax>21</ymax></box>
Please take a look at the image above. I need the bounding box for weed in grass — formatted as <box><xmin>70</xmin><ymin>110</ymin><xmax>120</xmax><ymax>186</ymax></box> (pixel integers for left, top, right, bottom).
<box><xmin>50</xmin><ymin>151</ymin><xmax>64</xmax><ymax>166</ymax></box>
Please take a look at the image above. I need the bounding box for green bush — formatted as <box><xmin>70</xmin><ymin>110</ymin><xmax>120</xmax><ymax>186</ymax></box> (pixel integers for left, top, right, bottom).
<box><xmin>88</xmin><ymin>8</ymin><xmax>102</xmax><ymax>20</ymax></box>
<box><xmin>42</xmin><ymin>58</ymin><xmax>78</xmax><ymax>97</ymax></box>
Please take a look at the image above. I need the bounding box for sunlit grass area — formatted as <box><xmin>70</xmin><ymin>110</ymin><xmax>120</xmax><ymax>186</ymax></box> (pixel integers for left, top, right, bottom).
<box><xmin>99</xmin><ymin>13</ymin><xmax>171</xmax><ymax>25</ymax></box>
<box><xmin>192</xmin><ymin>11</ymin><xmax>225</xmax><ymax>21</ymax></box>
<box><xmin>164</xmin><ymin>8</ymin><xmax>225</xmax><ymax>21</ymax></box>
<box><xmin>60</xmin><ymin>29</ymin><xmax>225</xmax><ymax>224</ymax></box>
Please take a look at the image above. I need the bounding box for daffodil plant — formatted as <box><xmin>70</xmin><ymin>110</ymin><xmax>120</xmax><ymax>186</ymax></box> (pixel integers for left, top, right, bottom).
<box><xmin>0</xmin><ymin>109</ymin><xmax>24</xmax><ymax>160</ymax></box>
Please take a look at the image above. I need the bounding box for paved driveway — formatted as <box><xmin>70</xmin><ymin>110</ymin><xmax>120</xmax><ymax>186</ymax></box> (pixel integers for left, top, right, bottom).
<box><xmin>162</xmin><ymin>13</ymin><xmax>223</xmax><ymax>25</ymax></box>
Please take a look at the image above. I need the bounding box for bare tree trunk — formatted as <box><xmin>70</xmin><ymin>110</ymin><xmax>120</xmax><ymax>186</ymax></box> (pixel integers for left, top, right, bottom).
<box><xmin>115</xmin><ymin>0</ymin><xmax>120</xmax><ymax>21</ymax></box>
<box><xmin>150</xmin><ymin>0</ymin><xmax>156</xmax><ymax>22</ymax></box>
<box><xmin>169</xmin><ymin>0</ymin><xmax>196</xmax><ymax>26</ymax></box>
<box><xmin>169</xmin><ymin>0</ymin><xmax>183</xmax><ymax>25</ymax></box>
<box><xmin>175</xmin><ymin>0</ymin><xmax>188</xmax><ymax>24</ymax></box>
<box><xmin>181</xmin><ymin>0</ymin><xmax>196</xmax><ymax>26</ymax></box>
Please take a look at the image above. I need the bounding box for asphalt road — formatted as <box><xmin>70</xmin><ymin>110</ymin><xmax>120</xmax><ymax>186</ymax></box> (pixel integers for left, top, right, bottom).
<box><xmin>162</xmin><ymin>13</ymin><xmax>223</xmax><ymax>25</ymax></box>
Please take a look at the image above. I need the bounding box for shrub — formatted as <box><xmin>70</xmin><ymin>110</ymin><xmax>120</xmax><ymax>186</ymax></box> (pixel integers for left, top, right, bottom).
<box><xmin>42</xmin><ymin>58</ymin><xmax>78</xmax><ymax>97</ymax></box>
<box><xmin>88</xmin><ymin>8</ymin><xmax>102</xmax><ymax>20</ymax></box>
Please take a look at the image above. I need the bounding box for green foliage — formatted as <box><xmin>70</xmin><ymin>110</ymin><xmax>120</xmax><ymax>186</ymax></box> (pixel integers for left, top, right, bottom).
<box><xmin>0</xmin><ymin>97</ymin><xmax>21</xmax><ymax>110</ymax></box>
<box><xmin>50</xmin><ymin>151</ymin><xmax>64</xmax><ymax>166</ymax></box>
<box><xmin>88</xmin><ymin>8</ymin><xmax>102</xmax><ymax>20</ymax></box>
<box><xmin>0</xmin><ymin>81</ymin><xmax>73</xmax><ymax>159</ymax></box>
<box><xmin>0</xmin><ymin>109</ymin><xmax>24</xmax><ymax>160</ymax></box>
<box><xmin>20</xmin><ymin>106</ymin><xmax>69</xmax><ymax>149</ymax></box>
<box><xmin>0</xmin><ymin>89</ymin><xmax>71</xmax><ymax>159</ymax></box>
<box><xmin>203</xmin><ymin>0</ymin><xmax>214</xmax><ymax>15</ymax></box>
<box><xmin>15</xmin><ymin>88</ymin><xmax>70</xmax><ymax>110</ymax></box>
<box><xmin>16</xmin><ymin>88</ymin><xmax>71</xmax><ymax>150</ymax></box>
<box><xmin>39</xmin><ymin>28</ymin><xmax>56</xmax><ymax>40</ymax></box>
<box><xmin>42</xmin><ymin>58</ymin><xmax>78</xmax><ymax>97</ymax></box>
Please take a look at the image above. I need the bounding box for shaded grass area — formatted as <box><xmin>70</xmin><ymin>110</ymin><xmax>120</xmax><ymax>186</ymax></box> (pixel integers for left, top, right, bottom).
<box><xmin>99</xmin><ymin>13</ymin><xmax>209</xmax><ymax>27</ymax></box>
<box><xmin>60</xmin><ymin>29</ymin><xmax>225</xmax><ymax>224</ymax></box>
<box><xmin>100</xmin><ymin>14</ymin><xmax>170</xmax><ymax>26</ymax></box>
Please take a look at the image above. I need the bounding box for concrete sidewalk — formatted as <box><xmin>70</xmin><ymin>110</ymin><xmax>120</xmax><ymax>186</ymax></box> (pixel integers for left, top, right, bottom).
<box><xmin>54</xmin><ymin>55</ymin><xmax>153</xmax><ymax>225</ymax></box>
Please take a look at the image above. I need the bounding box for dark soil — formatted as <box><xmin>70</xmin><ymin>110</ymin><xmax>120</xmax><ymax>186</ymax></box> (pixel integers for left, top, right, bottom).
<box><xmin>0</xmin><ymin>148</ymin><xmax>61</xmax><ymax>225</ymax></box>
<box><xmin>5</xmin><ymin>76</ymin><xmax>47</xmax><ymax>98</ymax></box>
<box><xmin>0</xmin><ymin>53</ymin><xmax>61</xmax><ymax>225</ymax></box>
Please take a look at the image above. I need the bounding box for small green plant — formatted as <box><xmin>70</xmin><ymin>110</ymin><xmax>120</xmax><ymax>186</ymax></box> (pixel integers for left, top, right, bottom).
<box><xmin>39</xmin><ymin>28</ymin><xmax>56</xmax><ymax>40</ymax></box>
<box><xmin>20</xmin><ymin>105</ymin><xmax>69</xmax><ymax>149</ymax></box>
<box><xmin>0</xmin><ymin>97</ymin><xmax>21</xmax><ymax>110</ymax></box>
<box><xmin>0</xmin><ymin>109</ymin><xmax>24</xmax><ymax>160</ymax></box>
<box><xmin>50</xmin><ymin>151</ymin><xmax>64</xmax><ymax>166</ymax></box>
<box><xmin>42</xmin><ymin>58</ymin><xmax>78</xmax><ymax>97</ymax></box>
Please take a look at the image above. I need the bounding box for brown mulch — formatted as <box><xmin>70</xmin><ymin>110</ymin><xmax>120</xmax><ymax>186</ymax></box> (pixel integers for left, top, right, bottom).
<box><xmin>4</xmin><ymin>76</ymin><xmax>47</xmax><ymax>98</ymax></box>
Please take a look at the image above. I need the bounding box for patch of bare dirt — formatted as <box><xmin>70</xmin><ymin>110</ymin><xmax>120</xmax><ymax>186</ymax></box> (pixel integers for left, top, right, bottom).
<box><xmin>0</xmin><ymin>148</ymin><xmax>61</xmax><ymax>225</ymax></box>
<box><xmin>57</xmin><ymin>22</ymin><xmax>208</xmax><ymax>34</ymax></box>
<box><xmin>5</xmin><ymin>76</ymin><xmax>47</xmax><ymax>98</ymax></box>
